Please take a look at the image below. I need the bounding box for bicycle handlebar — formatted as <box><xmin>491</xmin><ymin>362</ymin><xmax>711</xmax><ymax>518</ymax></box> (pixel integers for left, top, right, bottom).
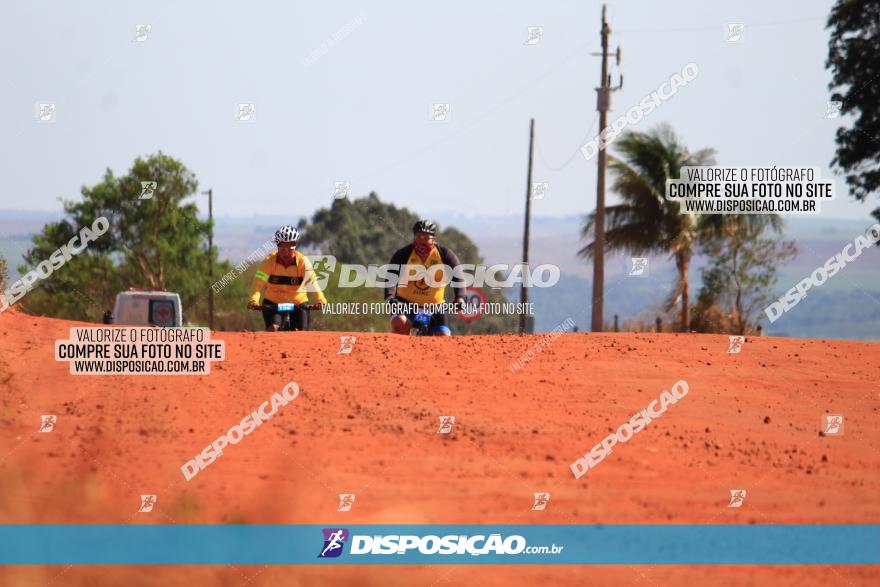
<box><xmin>250</xmin><ymin>302</ymin><xmax>321</xmax><ymax>312</ymax></box>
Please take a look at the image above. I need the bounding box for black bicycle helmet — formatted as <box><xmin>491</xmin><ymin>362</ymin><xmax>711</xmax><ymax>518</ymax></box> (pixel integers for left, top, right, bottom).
<box><xmin>412</xmin><ymin>220</ymin><xmax>437</xmax><ymax>236</ymax></box>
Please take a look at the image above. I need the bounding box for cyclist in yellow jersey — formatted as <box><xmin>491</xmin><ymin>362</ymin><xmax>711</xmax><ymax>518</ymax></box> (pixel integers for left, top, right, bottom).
<box><xmin>384</xmin><ymin>220</ymin><xmax>465</xmax><ymax>336</ymax></box>
<box><xmin>247</xmin><ymin>225</ymin><xmax>327</xmax><ymax>331</ymax></box>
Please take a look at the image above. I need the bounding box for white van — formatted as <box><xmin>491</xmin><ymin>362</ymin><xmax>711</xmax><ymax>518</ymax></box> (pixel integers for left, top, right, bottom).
<box><xmin>109</xmin><ymin>290</ymin><xmax>185</xmax><ymax>327</ymax></box>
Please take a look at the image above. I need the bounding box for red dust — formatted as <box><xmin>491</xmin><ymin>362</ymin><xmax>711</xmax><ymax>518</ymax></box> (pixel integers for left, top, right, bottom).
<box><xmin>0</xmin><ymin>311</ymin><xmax>878</xmax><ymax>585</ymax></box>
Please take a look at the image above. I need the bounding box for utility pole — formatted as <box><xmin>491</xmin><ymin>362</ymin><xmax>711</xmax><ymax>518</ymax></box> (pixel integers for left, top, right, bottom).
<box><xmin>202</xmin><ymin>188</ymin><xmax>214</xmax><ymax>331</ymax></box>
<box><xmin>590</xmin><ymin>4</ymin><xmax>622</xmax><ymax>332</ymax></box>
<box><xmin>520</xmin><ymin>118</ymin><xmax>535</xmax><ymax>335</ymax></box>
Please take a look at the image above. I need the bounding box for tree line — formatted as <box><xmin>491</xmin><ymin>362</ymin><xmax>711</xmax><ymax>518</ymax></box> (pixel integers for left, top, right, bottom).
<box><xmin>2</xmin><ymin>153</ymin><xmax>514</xmax><ymax>333</ymax></box>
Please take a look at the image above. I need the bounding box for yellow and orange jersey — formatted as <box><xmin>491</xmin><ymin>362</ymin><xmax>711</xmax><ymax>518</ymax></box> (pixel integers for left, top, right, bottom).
<box><xmin>385</xmin><ymin>244</ymin><xmax>463</xmax><ymax>304</ymax></box>
<box><xmin>248</xmin><ymin>251</ymin><xmax>328</xmax><ymax>306</ymax></box>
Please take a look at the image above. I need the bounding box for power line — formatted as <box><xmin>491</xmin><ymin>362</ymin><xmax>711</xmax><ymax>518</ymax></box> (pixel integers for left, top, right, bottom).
<box><xmin>362</xmin><ymin>34</ymin><xmax>602</xmax><ymax>183</ymax></box>
<box><xmin>535</xmin><ymin>111</ymin><xmax>598</xmax><ymax>171</ymax></box>
<box><xmin>616</xmin><ymin>15</ymin><xmax>824</xmax><ymax>34</ymax></box>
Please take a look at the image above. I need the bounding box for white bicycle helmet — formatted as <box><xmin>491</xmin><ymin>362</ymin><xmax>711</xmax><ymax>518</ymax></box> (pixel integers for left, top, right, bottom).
<box><xmin>274</xmin><ymin>225</ymin><xmax>299</xmax><ymax>244</ymax></box>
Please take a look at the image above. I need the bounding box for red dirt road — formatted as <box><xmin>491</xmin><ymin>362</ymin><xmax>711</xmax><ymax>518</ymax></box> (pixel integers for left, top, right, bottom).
<box><xmin>1</xmin><ymin>310</ymin><xmax>878</xmax><ymax>585</ymax></box>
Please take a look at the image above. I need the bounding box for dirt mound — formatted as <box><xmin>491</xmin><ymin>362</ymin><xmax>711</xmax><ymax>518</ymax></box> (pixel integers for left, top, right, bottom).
<box><xmin>1</xmin><ymin>311</ymin><xmax>878</xmax><ymax>585</ymax></box>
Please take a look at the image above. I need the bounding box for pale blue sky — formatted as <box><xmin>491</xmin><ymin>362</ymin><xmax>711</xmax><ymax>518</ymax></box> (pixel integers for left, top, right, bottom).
<box><xmin>2</xmin><ymin>0</ymin><xmax>876</xmax><ymax>221</ymax></box>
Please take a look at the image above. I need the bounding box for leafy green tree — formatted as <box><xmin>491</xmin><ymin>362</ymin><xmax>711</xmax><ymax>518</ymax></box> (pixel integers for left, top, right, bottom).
<box><xmin>827</xmin><ymin>0</ymin><xmax>880</xmax><ymax>223</ymax></box>
<box><xmin>579</xmin><ymin>125</ymin><xmax>716</xmax><ymax>331</ymax></box>
<box><xmin>298</xmin><ymin>192</ymin><xmax>417</xmax><ymax>265</ymax></box>
<box><xmin>694</xmin><ymin>220</ymin><xmax>796</xmax><ymax>334</ymax></box>
<box><xmin>18</xmin><ymin>153</ymin><xmax>245</xmax><ymax>325</ymax></box>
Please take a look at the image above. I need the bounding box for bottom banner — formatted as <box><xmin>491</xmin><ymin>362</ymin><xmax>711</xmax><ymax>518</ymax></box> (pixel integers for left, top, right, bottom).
<box><xmin>0</xmin><ymin>525</ymin><xmax>877</xmax><ymax>564</ymax></box>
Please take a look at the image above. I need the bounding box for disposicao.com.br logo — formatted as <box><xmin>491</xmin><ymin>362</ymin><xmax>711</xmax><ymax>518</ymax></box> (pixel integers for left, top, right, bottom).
<box><xmin>317</xmin><ymin>528</ymin><xmax>563</xmax><ymax>558</ymax></box>
<box><xmin>318</xmin><ymin>528</ymin><xmax>350</xmax><ymax>558</ymax></box>
<box><xmin>314</xmin><ymin>260</ymin><xmax>561</xmax><ymax>289</ymax></box>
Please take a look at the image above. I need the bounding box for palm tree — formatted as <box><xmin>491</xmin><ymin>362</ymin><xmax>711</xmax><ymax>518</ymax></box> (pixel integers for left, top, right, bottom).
<box><xmin>579</xmin><ymin>125</ymin><xmax>715</xmax><ymax>332</ymax></box>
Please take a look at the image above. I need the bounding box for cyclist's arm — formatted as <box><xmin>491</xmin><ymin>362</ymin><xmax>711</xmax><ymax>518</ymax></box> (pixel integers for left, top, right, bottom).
<box><xmin>384</xmin><ymin>245</ymin><xmax>414</xmax><ymax>300</ymax></box>
<box><xmin>437</xmin><ymin>245</ymin><xmax>465</xmax><ymax>302</ymax></box>
<box><xmin>300</xmin><ymin>255</ymin><xmax>328</xmax><ymax>305</ymax></box>
<box><xmin>249</xmin><ymin>257</ymin><xmax>272</xmax><ymax>305</ymax></box>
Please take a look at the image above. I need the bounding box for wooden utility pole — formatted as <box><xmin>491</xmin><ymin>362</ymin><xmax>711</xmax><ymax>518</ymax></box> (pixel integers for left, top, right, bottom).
<box><xmin>203</xmin><ymin>188</ymin><xmax>214</xmax><ymax>331</ymax></box>
<box><xmin>520</xmin><ymin>118</ymin><xmax>535</xmax><ymax>335</ymax></box>
<box><xmin>590</xmin><ymin>4</ymin><xmax>621</xmax><ymax>332</ymax></box>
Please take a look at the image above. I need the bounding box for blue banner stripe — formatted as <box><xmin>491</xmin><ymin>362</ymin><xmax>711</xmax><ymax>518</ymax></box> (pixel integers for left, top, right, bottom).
<box><xmin>0</xmin><ymin>525</ymin><xmax>877</xmax><ymax>565</ymax></box>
